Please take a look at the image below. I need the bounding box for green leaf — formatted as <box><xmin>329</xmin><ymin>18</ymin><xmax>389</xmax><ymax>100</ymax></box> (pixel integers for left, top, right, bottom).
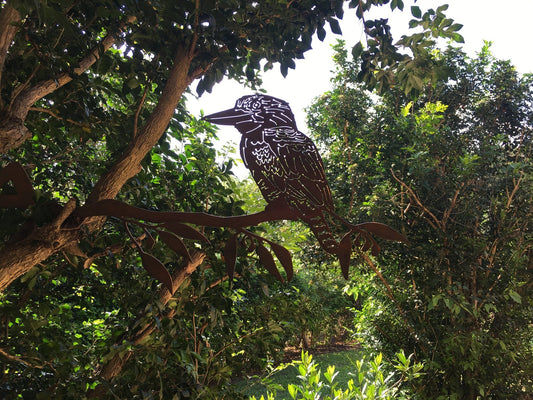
<box><xmin>508</xmin><ymin>289</ymin><xmax>522</xmax><ymax>304</ymax></box>
<box><xmin>452</xmin><ymin>32</ymin><xmax>465</xmax><ymax>43</ymax></box>
<box><xmin>411</xmin><ymin>6</ymin><xmax>422</xmax><ymax>18</ymax></box>
<box><xmin>329</xmin><ymin>18</ymin><xmax>342</xmax><ymax>35</ymax></box>
<box><xmin>280</xmin><ymin>63</ymin><xmax>289</xmax><ymax>78</ymax></box>
<box><xmin>352</xmin><ymin>41</ymin><xmax>364</xmax><ymax>60</ymax></box>
<box><xmin>317</xmin><ymin>25</ymin><xmax>326</xmax><ymax>41</ymax></box>
<box><xmin>449</xmin><ymin>23</ymin><xmax>463</xmax><ymax>32</ymax></box>
<box><xmin>428</xmin><ymin>294</ymin><xmax>441</xmax><ymax>310</ymax></box>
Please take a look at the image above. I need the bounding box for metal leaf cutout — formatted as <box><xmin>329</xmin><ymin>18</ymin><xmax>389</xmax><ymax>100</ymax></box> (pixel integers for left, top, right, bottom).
<box><xmin>140</xmin><ymin>251</ymin><xmax>173</xmax><ymax>292</ymax></box>
<box><xmin>356</xmin><ymin>222</ymin><xmax>409</xmax><ymax>244</ymax></box>
<box><xmin>223</xmin><ymin>234</ymin><xmax>238</xmax><ymax>279</ymax></box>
<box><xmin>0</xmin><ymin>162</ymin><xmax>35</xmax><ymax>209</ymax></box>
<box><xmin>157</xmin><ymin>230</ymin><xmax>191</xmax><ymax>262</ymax></box>
<box><xmin>337</xmin><ymin>232</ymin><xmax>352</xmax><ymax>279</ymax></box>
<box><xmin>370</xmin><ymin>237</ymin><xmax>381</xmax><ymax>257</ymax></box>
<box><xmin>162</xmin><ymin>222</ymin><xmax>210</xmax><ymax>243</ymax></box>
<box><xmin>256</xmin><ymin>243</ymin><xmax>283</xmax><ymax>282</ymax></box>
<box><xmin>143</xmin><ymin>228</ymin><xmax>156</xmax><ymax>250</ymax></box>
<box><xmin>268</xmin><ymin>242</ymin><xmax>294</xmax><ymax>281</ymax></box>
<box><xmin>240</xmin><ymin>234</ymin><xmax>256</xmax><ymax>253</ymax></box>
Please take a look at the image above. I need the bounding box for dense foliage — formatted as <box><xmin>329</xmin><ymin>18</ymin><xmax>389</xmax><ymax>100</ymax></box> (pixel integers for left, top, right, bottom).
<box><xmin>0</xmin><ymin>0</ymin><xmax>512</xmax><ymax>398</ymax></box>
<box><xmin>307</xmin><ymin>41</ymin><xmax>533</xmax><ymax>399</ymax></box>
<box><xmin>250</xmin><ymin>350</ymin><xmax>424</xmax><ymax>400</ymax></box>
<box><xmin>0</xmin><ymin>0</ymin><xmax>351</xmax><ymax>396</ymax></box>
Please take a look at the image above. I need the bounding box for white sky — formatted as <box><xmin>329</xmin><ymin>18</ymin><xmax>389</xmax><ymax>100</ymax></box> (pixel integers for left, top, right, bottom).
<box><xmin>185</xmin><ymin>0</ymin><xmax>533</xmax><ymax>172</ymax></box>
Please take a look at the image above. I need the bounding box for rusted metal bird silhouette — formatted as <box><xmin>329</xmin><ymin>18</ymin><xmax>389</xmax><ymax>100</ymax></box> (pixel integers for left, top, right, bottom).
<box><xmin>204</xmin><ymin>94</ymin><xmax>340</xmax><ymax>254</ymax></box>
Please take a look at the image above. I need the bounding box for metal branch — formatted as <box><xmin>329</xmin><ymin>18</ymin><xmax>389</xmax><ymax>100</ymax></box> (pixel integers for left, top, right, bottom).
<box><xmin>76</xmin><ymin>199</ymin><xmax>300</xmax><ymax>229</ymax></box>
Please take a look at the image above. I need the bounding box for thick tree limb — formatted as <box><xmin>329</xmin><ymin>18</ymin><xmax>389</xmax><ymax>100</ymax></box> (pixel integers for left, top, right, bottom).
<box><xmin>0</xmin><ymin>15</ymin><xmax>137</xmax><ymax>154</ymax></box>
<box><xmin>86</xmin><ymin>46</ymin><xmax>197</xmax><ymax>204</ymax></box>
<box><xmin>0</xmin><ymin>228</ymin><xmax>80</xmax><ymax>292</ymax></box>
<box><xmin>0</xmin><ymin>42</ymin><xmax>204</xmax><ymax>292</ymax></box>
<box><xmin>0</xmin><ymin>5</ymin><xmax>21</xmax><ymax>90</ymax></box>
<box><xmin>0</xmin><ymin>202</ymin><xmax>82</xmax><ymax>292</ymax></box>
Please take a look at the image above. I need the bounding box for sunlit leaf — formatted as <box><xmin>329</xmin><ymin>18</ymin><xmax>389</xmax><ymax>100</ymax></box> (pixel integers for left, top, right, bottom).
<box><xmin>508</xmin><ymin>290</ymin><xmax>522</xmax><ymax>304</ymax></box>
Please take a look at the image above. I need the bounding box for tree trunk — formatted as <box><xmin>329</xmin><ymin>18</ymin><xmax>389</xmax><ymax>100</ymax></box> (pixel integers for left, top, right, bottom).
<box><xmin>86</xmin><ymin>46</ymin><xmax>196</xmax><ymax>204</ymax></box>
<box><xmin>0</xmin><ymin>199</ymin><xmax>78</xmax><ymax>292</ymax></box>
<box><xmin>0</xmin><ymin>43</ymin><xmax>199</xmax><ymax>292</ymax></box>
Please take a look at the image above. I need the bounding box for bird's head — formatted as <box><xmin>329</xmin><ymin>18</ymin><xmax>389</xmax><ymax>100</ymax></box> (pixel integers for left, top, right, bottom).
<box><xmin>203</xmin><ymin>94</ymin><xmax>296</xmax><ymax>134</ymax></box>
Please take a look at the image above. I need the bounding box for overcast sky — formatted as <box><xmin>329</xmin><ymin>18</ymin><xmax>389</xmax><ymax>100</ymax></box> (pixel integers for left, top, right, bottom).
<box><xmin>185</xmin><ymin>0</ymin><xmax>533</xmax><ymax>170</ymax></box>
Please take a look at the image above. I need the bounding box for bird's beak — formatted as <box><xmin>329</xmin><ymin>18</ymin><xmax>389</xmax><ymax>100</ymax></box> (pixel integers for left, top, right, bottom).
<box><xmin>203</xmin><ymin>108</ymin><xmax>250</xmax><ymax>126</ymax></box>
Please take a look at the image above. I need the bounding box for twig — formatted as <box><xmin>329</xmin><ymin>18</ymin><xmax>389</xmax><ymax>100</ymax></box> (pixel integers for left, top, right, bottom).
<box><xmin>505</xmin><ymin>172</ymin><xmax>523</xmax><ymax>211</ymax></box>
<box><xmin>441</xmin><ymin>184</ymin><xmax>462</xmax><ymax>229</ymax></box>
<box><xmin>0</xmin><ymin>347</ymin><xmax>51</xmax><ymax>370</ymax></box>
<box><xmin>391</xmin><ymin>169</ymin><xmax>442</xmax><ymax>230</ymax></box>
<box><xmin>29</xmin><ymin>106</ymin><xmax>91</xmax><ymax>128</ymax></box>
<box><xmin>189</xmin><ymin>0</ymin><xmax>201</xmax><ymax>58</ymax></box>
<box><xmin>361</xmin><ymin>253</ymin><xmax>396</xmax><ymax>304</ymax></box>
<box><xmin>132</xmin><ymin>83</ymin><xmax>150</xmax><ymax>138</ymax></box>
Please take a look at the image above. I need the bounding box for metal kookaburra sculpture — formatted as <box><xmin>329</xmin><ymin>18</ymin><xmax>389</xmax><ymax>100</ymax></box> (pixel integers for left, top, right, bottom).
<box><xmin>204</xmin><ymin>94</ymin><xmax>339</xmax><ymax>254</ymax></box>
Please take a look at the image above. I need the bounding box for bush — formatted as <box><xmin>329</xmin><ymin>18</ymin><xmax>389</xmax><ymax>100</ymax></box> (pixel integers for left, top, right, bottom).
<box><xmin>250</xmin><ymin>350</ymin><xmax>423</xmax><ymax>400</ymax></box>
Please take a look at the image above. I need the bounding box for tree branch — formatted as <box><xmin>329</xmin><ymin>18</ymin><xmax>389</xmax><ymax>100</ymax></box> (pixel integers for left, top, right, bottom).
<box><xmin>9</xmin><ymin>15</ymin><xmax>137</xmax><ymax>121</ymax></box>
<box><xmin>0</xmin><ymin>347</ymin><xmax>51</xmax><ymax>370</ymax></box>
<box><xmin>89</xmin><ymin>251</ymin><xmax>206</xmax><ymax>397</ymax></box>
<box><xmin>0</xmin><ymin>5</ymin><xmax>21</xmax><ymax>92</ymax></box>
<box><xmin>85</xmin><ymin>46</ymin><xmax>207</xmax><ymax>205</ymax></box>
<box><xmin>391</xmin><ymin>169</ymin><xmax>443</xmax><ymax>230</ymax></box>
<box><xmin>29</xmin><ymin>106</ymin><xmax>92</xmax><ymax>128</ymax></box>
<box><xmin>0</xmin><ymin>15</ymin><xmax>137</xmax><ymax>154</ymax></box>
<box><xmin>0</xmin><ymin>33</ymin><xmax>208</xmax><ymax>293</ymax></box>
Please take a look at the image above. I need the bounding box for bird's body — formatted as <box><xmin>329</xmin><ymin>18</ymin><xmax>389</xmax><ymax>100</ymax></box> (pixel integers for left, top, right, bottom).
<box><xmin>204</xmin><ymin>94</ymin><xmax>338</xmax><ymax>253</ymax></box>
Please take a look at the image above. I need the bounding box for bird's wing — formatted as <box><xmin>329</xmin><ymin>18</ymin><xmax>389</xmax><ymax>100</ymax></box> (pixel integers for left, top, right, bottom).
<box><xmin>268</xmin><ymin>128</ymin><xmax>334</xmax><ymax>213</ymax></box>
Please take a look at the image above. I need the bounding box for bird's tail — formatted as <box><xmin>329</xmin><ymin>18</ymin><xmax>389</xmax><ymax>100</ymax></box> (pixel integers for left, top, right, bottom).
<box><xmin>302</xmin><ymin>213</ymin><xmax>338</xmax><ymax>254</ymax></box>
